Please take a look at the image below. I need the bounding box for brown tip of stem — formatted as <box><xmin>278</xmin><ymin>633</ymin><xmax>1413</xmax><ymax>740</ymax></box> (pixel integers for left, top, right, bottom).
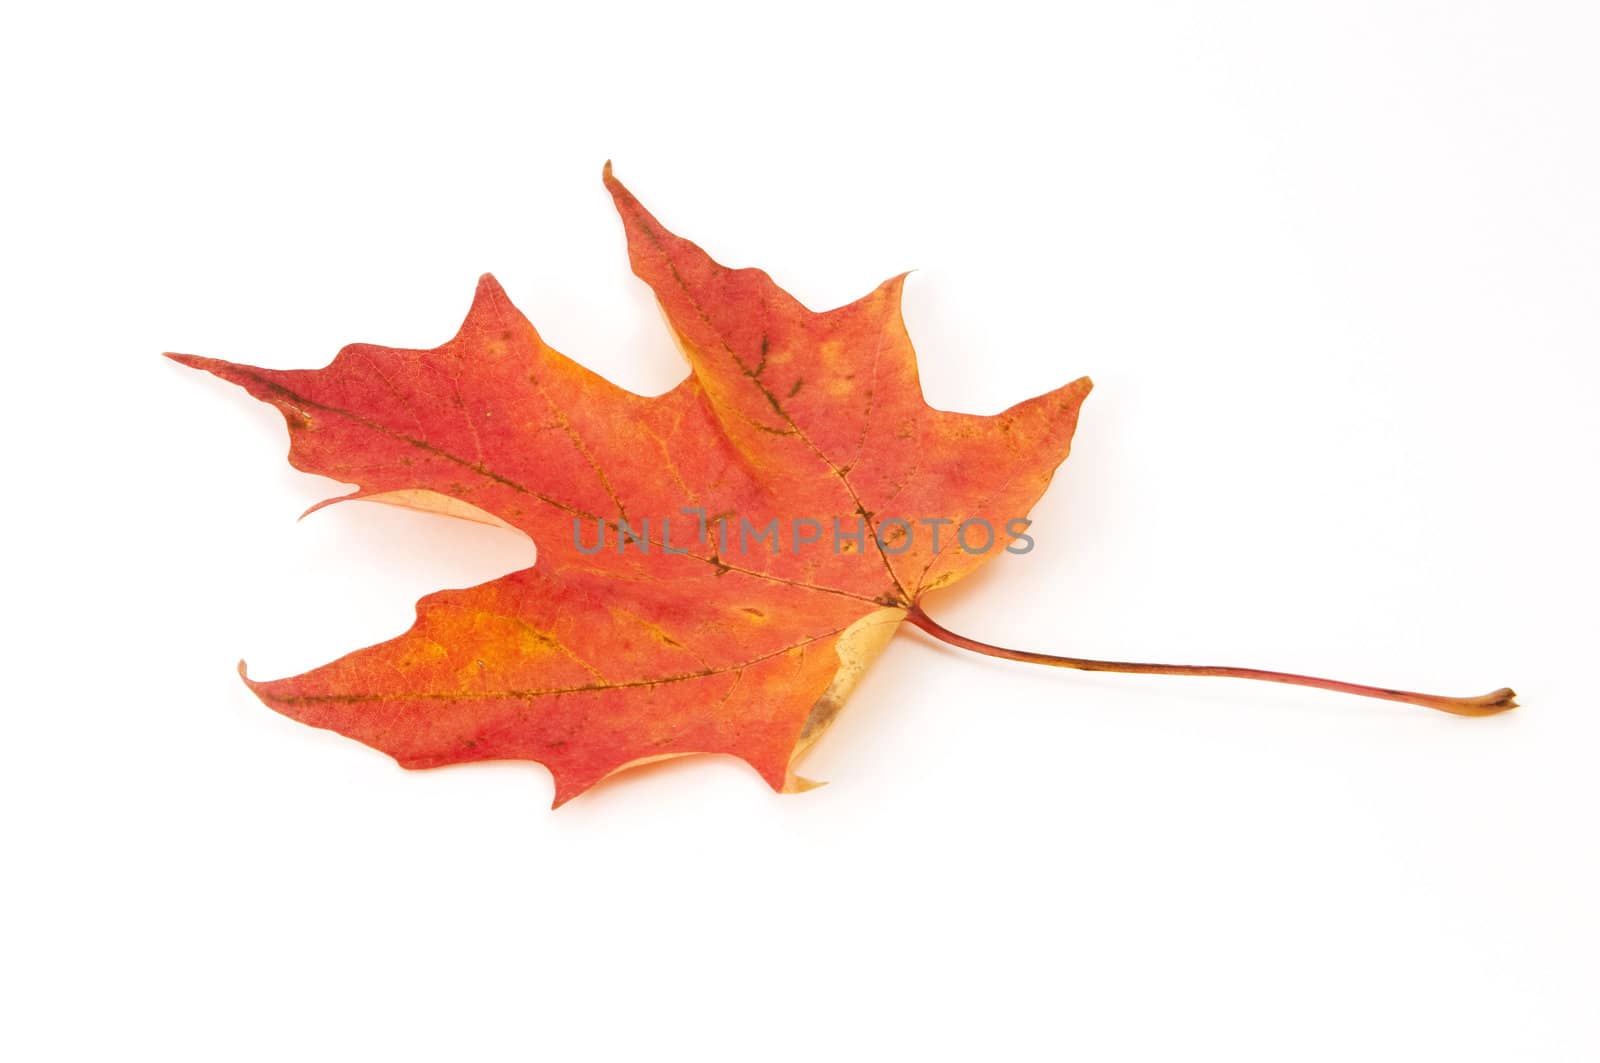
<box><xmin>1420</xmin><ymin>687</ymin><xmax>1518</xmax><ymax>717</ymax></box>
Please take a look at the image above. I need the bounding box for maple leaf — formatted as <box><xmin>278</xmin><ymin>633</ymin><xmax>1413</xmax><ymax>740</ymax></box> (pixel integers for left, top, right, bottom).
<box><xmin>170</xmin><ymin>164</ymin><xmax>1515</xmax><ymax>807</ymax></box>
<box><xmin>170</xmin><ymin>164</ymin><xmax>1090</xmax><ymax>804</ymax></box>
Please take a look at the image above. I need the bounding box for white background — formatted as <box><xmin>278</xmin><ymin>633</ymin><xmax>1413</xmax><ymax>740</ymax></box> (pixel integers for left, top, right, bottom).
<box><xmin>3</xmin><ymin>2</ymin><xmax>1597</xmax><ymax>1059</ymax></box>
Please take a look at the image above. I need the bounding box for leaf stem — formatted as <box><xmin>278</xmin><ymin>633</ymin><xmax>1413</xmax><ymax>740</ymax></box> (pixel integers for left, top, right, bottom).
<box><xmin>904</xmin><ymin>606</ymin><xmax>1517</xmax><ymax>717</ymax></box>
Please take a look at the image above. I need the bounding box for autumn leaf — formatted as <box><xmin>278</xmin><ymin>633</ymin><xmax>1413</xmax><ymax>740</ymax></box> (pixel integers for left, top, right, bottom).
<box><xmin>170</xmin><ymin>163</ymin><xmax>1514</xmax><ymax>807</ymax></box>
